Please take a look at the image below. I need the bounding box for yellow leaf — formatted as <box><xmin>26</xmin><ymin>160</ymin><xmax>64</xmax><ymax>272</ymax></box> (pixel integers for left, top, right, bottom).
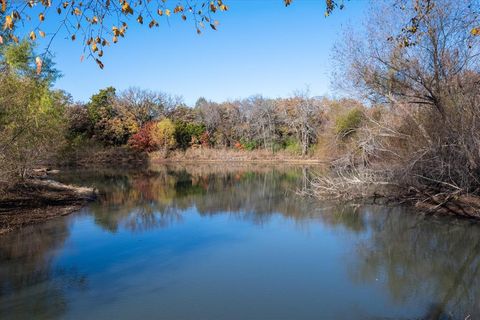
<box><xmin>4</xmin><ymin>15</ymin><xmax>13</xmax><ymax>30</ymax></box>
<box><xmin>29</xmin><ymin>30</ymin><xmax>36</xmax><ymax>40</ymax></box>
<box><xmin>174</xmin><ymin>5</ymin><xmax>184</xmax><ymax>13</ymax></box>
<box><xmin>165</xmin><ymin>9</ymin><xmax>170</xmax><ymax>16</ymax></box>
<box><xmin>39</xmin><ymin>13</ymin><xmax>45</xmax><ymax>21</ymax></box>
<box><xmin>39</xmin><ymin>30</ymin><xmax>46</xmax><ymax>37</ymax></box>
<box><xmin>121</xmin><ymin>1</ymin><xmax>133</xmax><ymax>15</ymax></box>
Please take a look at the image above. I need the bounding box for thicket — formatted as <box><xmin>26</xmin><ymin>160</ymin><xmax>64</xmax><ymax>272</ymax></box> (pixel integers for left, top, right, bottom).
<box><xmin>313</xmin><ymin>0</ymin><xmax>480</xmax><ymax>217</ymax></box>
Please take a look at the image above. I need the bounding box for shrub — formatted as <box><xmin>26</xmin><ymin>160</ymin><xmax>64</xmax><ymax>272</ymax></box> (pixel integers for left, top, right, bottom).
<box><xmin>284</xmin><ymin>138</ymin><xmax>301</xmax><ymax>155</ymax></box>
<box><xmin>234</xmin><ymin>141</ymin><xmax>244</xmax><ymax>150</ymax></box>
<box><xmin>199</xmin><ymin>131</ymin><xmax>212</xmax><ymax>147</ymax></box>
<box><xmin>240</xmin><ymin>139</ymin><xmax>258</xmax><ymax>151</ymax></box>
<box><xmin>335</xmin><ymin>108</ymin><xmax>364</xmax><ymax>137</ymax></box>
<box><xmin>128</xmin><ymin>122</ymin><xmax>157</xmax><ymax>152</ymax></box>
<box><xmin>174</xmin><ymin>121</ymin><xmax>206</xmax><ymax>150</ymax></box>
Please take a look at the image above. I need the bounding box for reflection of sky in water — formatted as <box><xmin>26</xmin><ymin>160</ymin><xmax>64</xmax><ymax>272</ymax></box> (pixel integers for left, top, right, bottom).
<box><xmin>0</xmin><ymin>164</ymin><xmax>479</xmax><ymax>320</ymax></box>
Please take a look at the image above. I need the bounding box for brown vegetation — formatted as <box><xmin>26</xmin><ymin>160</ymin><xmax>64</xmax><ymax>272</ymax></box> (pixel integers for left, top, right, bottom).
<box><xmin>312</xmin><ymin>0</ymin><xmax>480</xmax><ymax>218</ymax></box>
<box><xmin>151</xmin><ymin>148</ymin><xmax>324</xmax><ymax>163</ymax></box>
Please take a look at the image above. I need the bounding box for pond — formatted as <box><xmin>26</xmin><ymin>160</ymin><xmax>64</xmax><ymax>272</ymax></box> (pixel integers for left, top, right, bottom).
<box><xmin>0</xmin><ymin>164</ymin><xmax>479</xmax><ymax>319</ymax></box>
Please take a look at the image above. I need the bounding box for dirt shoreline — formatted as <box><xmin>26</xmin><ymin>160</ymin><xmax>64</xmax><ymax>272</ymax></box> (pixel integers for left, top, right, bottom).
<box><xmin>0</xmin><ymin>179</ymin><xmax>96</xmax><ymax>235</ymax></box>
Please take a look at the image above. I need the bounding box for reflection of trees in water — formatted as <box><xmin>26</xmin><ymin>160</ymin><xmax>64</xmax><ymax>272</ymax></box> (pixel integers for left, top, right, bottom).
<box><xmin>0</xmin><ymin>220</ymin><xmax>87</xmax><ymax>319</ymax></box>
<box><xmin>315</xmin><ymin>204</ymin><xmax>368</xmax><ymax>233</ymax></box>
<box><xmin>57</xmin><ymin>164</ymin><xmax>480</xmax><ymax>318</ymax></box>
<box><xmin>72</xmin><ymin>164</ymin><xmax>322</xmax><ymax>232</ymax></box>
<box><xmin>346</xmin><ymin>207</ymin><xmax>480</xmax><ymax>319</ymax></box>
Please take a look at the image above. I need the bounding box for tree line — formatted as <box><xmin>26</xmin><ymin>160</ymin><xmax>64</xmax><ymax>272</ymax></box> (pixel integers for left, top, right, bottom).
<box><xmin>64</xmin><ymin>85</ymin><xmax>367</xmax><ymax>158</ymax></box>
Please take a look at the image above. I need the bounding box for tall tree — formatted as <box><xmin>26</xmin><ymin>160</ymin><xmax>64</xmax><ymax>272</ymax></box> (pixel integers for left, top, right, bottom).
<box><xmin>0</xmin><ymin>41</ymin><xmax>66</xmax><ymax>181</ymax></box>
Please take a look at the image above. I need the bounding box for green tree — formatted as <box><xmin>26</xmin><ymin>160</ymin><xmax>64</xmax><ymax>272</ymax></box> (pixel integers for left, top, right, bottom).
<box><xmin>87</xmin><ymin>87</ymin><xmax>116</xmax><ymax>125</ymax></box>
<box><xmin>174</xmin><ymin>121</ymin><xmax>206</xmax><ymax>150</ymax></box>
<box><xmin>0</xmin><ymin>41</ymin><xmax>66</xmax><ymax>183</ymax></box>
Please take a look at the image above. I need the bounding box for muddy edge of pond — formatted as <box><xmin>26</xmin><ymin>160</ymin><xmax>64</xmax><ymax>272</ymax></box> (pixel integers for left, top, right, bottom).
<box><xmin>0</xmin><ymin>178</ymin><xmax>96</xmax><ymax>235</ymax></box>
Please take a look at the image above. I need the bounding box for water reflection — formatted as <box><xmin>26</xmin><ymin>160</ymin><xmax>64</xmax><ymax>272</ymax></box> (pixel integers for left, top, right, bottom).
<box><xmin>60</xmin><ymin>164</ymin><xmax>322</xmax><ymax>232</ymax></box>
<box><xmin>0</xmin><ymin>219</ymin><xmax>86</xmax><ymax>319</ymax></box>
<box><xmin>350</xmin><ymin>207</ymin><xmax>480</xmax><ymax>319</ymax></box>
<box><xmin>0</xmin><ymin>164</ymin><xmax>478</xmax><ymax>319</ymax></box>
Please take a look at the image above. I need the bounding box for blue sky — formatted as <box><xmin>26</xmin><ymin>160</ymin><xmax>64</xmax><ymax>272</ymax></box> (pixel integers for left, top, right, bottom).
<box><xmin>38</xmin><ymin>0</ymin><xmax>368</xmax><ymax>105</ymax></box>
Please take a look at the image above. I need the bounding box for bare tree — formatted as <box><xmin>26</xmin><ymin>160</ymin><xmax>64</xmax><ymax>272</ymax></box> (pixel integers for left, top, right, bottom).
<box><xmin>334</xmin><ymin>0</ymin><xmax>480</xmax><ymax>119</ymax></box>
<box><xmin>239</xmin><ymin>96</ymin><xmax>280</xmax><ymax>152</ymax></box>
<box><xmin>116</xmin><ymin>87</ymin><xmax>182</xmax><ymax>126</ymax></box>
<box><xmin>280</xmin><ymin>90</ymin><xmax>323</xmax><ymax>156</ymax></box>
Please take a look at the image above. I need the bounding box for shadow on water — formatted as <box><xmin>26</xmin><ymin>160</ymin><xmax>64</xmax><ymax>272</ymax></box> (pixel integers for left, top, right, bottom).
<box><xmin>0</xmin><ymin>163</ymin><xmax>478</xmax><ymax>319</ymax></box>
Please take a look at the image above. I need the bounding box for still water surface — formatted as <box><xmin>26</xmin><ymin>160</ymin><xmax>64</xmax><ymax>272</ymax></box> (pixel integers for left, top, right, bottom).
<box><xmin>0</xmin><ymin>164</ymin><xmax>479</xmax><ymax>319</ymax></box>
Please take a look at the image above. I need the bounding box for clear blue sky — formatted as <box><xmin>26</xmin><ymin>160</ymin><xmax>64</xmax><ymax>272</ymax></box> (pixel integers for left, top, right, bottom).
<box><xmin>39</xmin><ymin>0</ymin><xmax>368</xmax><ymax>105</ymax></box>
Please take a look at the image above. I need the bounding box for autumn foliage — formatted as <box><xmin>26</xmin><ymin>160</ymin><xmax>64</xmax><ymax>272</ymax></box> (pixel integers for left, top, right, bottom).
<box><xmin>128</xmin><ymin>122</ymin><xmax>157</xmax><ymax>152</ymax></box>
<box><xmin>128</xmin><ymin>119</ymin><xmax>177</xmax><ymax>152</ymax></box>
